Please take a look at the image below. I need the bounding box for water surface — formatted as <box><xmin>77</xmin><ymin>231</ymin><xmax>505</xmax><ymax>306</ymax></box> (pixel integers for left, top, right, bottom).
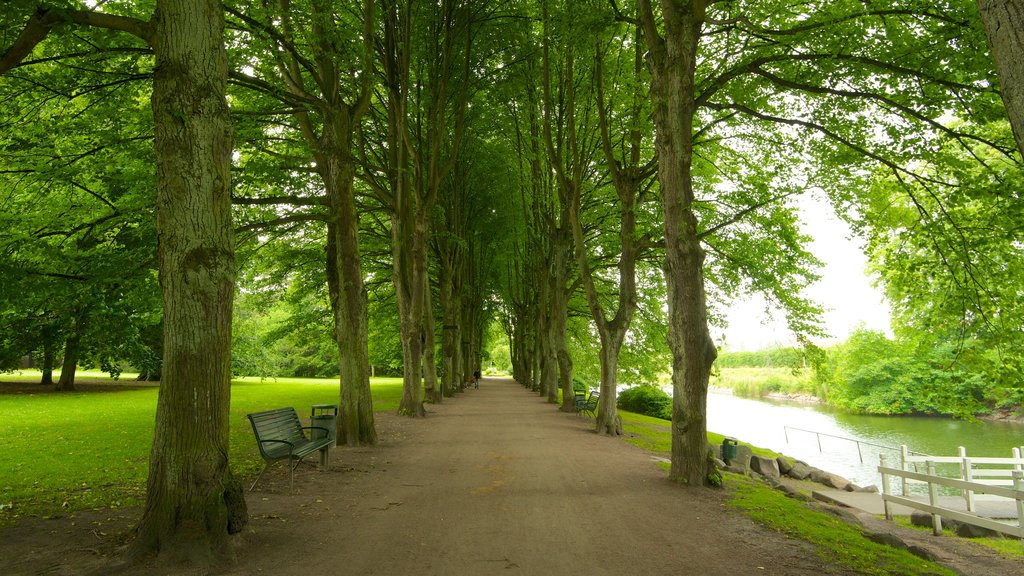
<box><xmin>705</xmin><ymin>392</ymin><xmax>1024</xmax><ymax>486</ymax></box>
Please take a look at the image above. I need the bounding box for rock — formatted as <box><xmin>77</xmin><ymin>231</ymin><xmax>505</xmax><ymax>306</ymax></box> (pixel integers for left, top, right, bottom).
<box><xmin>908</xmin><ymin>545</ymin><xmax>940</xmax><ymax>562</ymax></box>
<box><xmin>723</xmin><ymin>465</ymin><xmax>747</xmax><ymax>475</ymax></box>
<box><xmin>750</xmin><ymin>455</ymin><xmax>781</xmax><ymax>480</ymax></box>
<box><xmin>854</xmin><ymin>484</ymin><xmax>879</xmax><ymax>493</ymax></box>
<box><xmin>787</xmin><ymin>461</ymin><xmax>813</xmax><ymax>480</ymax></box>
<box><xmin>808</xmin><ymin>468</ymin><xmax>851</xmax><ymax>490</ymax></box>
<box><xmin>909</xmin><ymin>510</ymin><xmax>931</xmax><ymax>528</ymax></box>
<box><xmin>772</xmin><ymin>482</ymin><xmax>812</xmax><ymax>502</ymax></box>
<box><xmin>724</xmin><ymin>444</ymin><xmax>753</xmax><ymax>471</ymax></box>
<box><xmin>865</xmin><ymin>530</ymin><xmax>908</xmax><ymax>550</ymax></box>
<box><xmin>822</xmin><ymin>505</ymin><xmax>863</xmax><ymax>526</ymax></box>
<box><xmin>776</xmin><ymin>456</ymin><xmax>794</xmax><ymax>475</ymax></box>
<box><xmin>955</xmin><ymin>522</ymin><xmax>998</xmax><ymax>538</ymax></box>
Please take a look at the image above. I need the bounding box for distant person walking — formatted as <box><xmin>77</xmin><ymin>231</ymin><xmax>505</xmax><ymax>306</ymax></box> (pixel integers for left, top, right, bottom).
<box><xmin>473</xmin><ymin>369</ymin><xmax>481</xmax><ymax>389</ymax></box>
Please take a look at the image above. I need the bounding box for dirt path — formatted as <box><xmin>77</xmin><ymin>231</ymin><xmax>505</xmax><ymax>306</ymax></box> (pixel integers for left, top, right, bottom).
<box><xmin>1</xmin><ymin>377</ymin><xmax>909</xmax><ymax>575</ymax></box>
<box><xmin>220</xmin><ymin>377</ymin><xmax>845</xmax><ymax>576</ymax></box>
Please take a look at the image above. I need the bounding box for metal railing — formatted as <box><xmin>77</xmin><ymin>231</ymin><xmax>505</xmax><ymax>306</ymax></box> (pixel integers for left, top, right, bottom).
<box><xmin>782</xmin><ymin>425</ymin><xmax>930</xmax><ymax>464</ymax></box>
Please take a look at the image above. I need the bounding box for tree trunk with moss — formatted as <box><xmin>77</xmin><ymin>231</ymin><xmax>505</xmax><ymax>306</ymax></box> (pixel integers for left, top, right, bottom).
<box><xmin>131</xmin><ymin>0</ymin><xmax>246</xmax><ymax>561</ymax></box>
<box><xmin>638</xmin><ymin>0</ymin><xmax>717</xmax><ymax>486</ymax></box>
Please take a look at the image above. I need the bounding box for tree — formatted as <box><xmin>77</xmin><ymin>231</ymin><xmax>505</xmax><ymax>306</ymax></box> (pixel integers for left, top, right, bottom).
<box><xmin>573</xmin><ymin>18</ymin><xmax>660</xmax><ymax>433</ymax></box>
<box><xmin>628</xmin><ymin>0</ymin><xmax>1005</xmax><ymax>485</ymax></box>
<box><xmin>365</xmin><ymin>0</ymin><xmax>479</xmax><ymax>415</ymax></box>
<box><xmin>1</xmin><ymin>0</ymin><xmax>245</xmax><ymax>561</ymax></box>
<box><xmin>227</xmin><ymin>0</ymin><xmax>378</xmax><ymax>446</ymax></box>
<box><xmin>0</xmin><ymin>18</ymin><xmax>161</xmax><ymax>388</ymax></box>
<box><xmin>977</xmin><ymin>0</ymin><xmax>1024</xmax><ymax>156</ymax></box>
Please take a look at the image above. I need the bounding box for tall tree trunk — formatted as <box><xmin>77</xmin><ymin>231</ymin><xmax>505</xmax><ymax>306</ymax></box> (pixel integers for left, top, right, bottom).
<box><xmin>594</xmin><ymin>336</ymin><xmax>624</xmax><ymax>434</ymax></box>
<box><xmin>322</xmin><ymin>110</ymin><xmax>377</xmax><ymax>446</ymax></box>
<box><xmin>131</xmin><ymin>0</ymin><xmax>245</xmax><ymax>560</ymax></box>
<box><xmin>639</xmin><ymin>0</ymin><xmax>717</xmax><ymax>486</ymax></box>
<box><xmin>977</xmin><ymin>0</ymin><xmax>1024</xmax><ymax>157</ymax></box>
<box><xmin>550</xmin><ymin>272</ymin><xmax>574</xmax><ymax>410</ymax></box>
<box><xmin>41</xmin><ymin>337</ymin><xmax>55</xmax><ymax>386</ymax></box>
<box><xmin>56</xmin><ymin>324</ymin><xmax>81</xmax><ymax>392</ymax></box>
<box><xmin>422</xmin><ymin>275</ymin><xmax>440</xmax><ymax>403</ymax></box>
<box><xmin>439</xmin><ymin>268</ymin><xmax>458</xmax><ymax>397</ymax></box>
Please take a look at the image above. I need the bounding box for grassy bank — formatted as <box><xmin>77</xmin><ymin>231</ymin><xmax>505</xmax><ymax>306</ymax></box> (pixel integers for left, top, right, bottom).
<box><xmin>619</xmin><ymin>410</ymin><xmax>961</xmax><ymax>575</ymax></box>
<box><xmin>711</xmin><ymin>366</ymin><xmax>821</xmax><ymax>399</ymax></box>
<box><xmin>0</xmin><ymin>374</ymin><xmax>404</xmax><ymax>526</ymax></box>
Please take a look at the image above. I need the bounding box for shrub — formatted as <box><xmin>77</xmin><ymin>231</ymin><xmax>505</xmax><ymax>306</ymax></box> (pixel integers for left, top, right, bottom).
<box><xmin>617</xmin><ymin>384</ymin><xmax>672</xmax><ymax>420</ymax></box>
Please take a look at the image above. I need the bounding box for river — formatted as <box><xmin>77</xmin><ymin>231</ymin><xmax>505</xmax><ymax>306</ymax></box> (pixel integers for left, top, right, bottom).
<box><xmin>706</xmin><ymin>392</ymin><xmax>1024</xmax><ymax>487</ymax></box>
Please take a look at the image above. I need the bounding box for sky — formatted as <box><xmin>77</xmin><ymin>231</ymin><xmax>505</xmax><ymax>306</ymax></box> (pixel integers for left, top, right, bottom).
<box><xmin>714</xmin><ymin>191</ymin><xmax>892</xmax><ymax>352</ymax></box>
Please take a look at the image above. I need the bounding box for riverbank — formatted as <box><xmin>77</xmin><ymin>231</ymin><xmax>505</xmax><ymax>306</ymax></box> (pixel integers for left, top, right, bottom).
<box><xmin>712</xmin><ymin>367</ymin><xmax>1024</xmax><ymax>420</ymax></box>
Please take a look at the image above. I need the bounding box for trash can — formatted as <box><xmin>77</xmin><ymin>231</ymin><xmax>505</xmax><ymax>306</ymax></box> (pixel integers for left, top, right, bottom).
<box><xmin>310</xmin><ymin>404</ymin><xmax>338</xmax><ymax>448</ymax></box>
<box><xmin>721</xmin><ymin>437</ymin><xmax>739</xmax><ymax>464</ymax></box>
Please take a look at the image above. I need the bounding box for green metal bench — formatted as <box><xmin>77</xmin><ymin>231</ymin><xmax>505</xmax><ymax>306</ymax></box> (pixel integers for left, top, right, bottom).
<box><xmin>577</xmin><ymin>390</ymin><xmax>600</xmax><ymax>417</ymax></box>
<box><xmin>247</xmin><ymin>407</ymin><xmax>333</xmax><ymax>491</ymax></box>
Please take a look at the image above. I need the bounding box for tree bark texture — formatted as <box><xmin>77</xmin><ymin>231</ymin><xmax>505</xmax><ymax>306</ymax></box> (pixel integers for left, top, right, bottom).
<box><xmin>131</xmin><ymin>0</ymin><xmax>245</xmax><ymax>561</ymax></box>
<box><xmin>421</xmin><ymin>273</ymin><xmax>441</xmax><ymax>403</ymax></box>
<box><xmin>41</xmin><ymin>339</ymin><xmax>55</xmax><ymax>385</ymax></box>
<box><xmin>56</xmin><ymin>324</ymin><xmax>81</xmax><ymax>392</ymax></box>
<box><xmin>639</xmin><ymin>0</ymin><xmax>717</xmax><ymax>486</ymax></box>
<box><xmin>978</xmin><ymin>0</ymin><xmax>1024</xmax><ymax>157</ymax></box>
<box><xmin>322</xmin><ymin>109</ymin><xmax>377</xmax><ymax>446</ymax></box>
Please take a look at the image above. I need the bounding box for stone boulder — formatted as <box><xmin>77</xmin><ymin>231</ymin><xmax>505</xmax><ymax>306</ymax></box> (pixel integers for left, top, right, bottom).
<box><xmin>808</xmin><ymin>468</ymin><xmax>851</xmax><ymax>490</ymax></box>
<box><xmin>750</xmin><ymin>455</ymin><xmax>781</xmax><ymax>480</ymax></box>
<box><xmin>909</xmin><ymin>511</ymin><xmax>934</xmax><ymax>528</ymax></box>
<box><xmin>865</xmin><ymin>530</ymin><xmax>907</xmax><ymax>550</ymax></box>
<box><xmin>954</xmin><ymin>522</ymin><xmax>998</xmax><ymax>538</ymax></box>
<box><xmin>787</xmin><ymin>461</ymin><xmax>813</xmax><ymax>481</ymax></box>
<box><xmin>776</xmin><ymin>457</ymin><xmax>794</xmax><ymax>475</ymax></box>
<box><xmin>851</xmin><ymin>484</ymin><xmax>879</xmax><ymax>493</ymax></box>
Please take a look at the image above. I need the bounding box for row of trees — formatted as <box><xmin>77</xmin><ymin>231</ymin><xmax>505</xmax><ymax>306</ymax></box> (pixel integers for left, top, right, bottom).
<box><xmin>2</xmin><ymin>0</ymin><xmax>1023</xmax><ymax>568</ymax></box>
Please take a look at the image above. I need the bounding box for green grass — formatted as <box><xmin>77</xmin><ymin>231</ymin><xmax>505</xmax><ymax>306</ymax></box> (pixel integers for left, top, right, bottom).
<box><xmin>729</xmin><ymin>474</ymin><xmax>954</xmax><ymax>575</ymax></box>
<box><xmin>0</xmin><ymin>374</ymin><xmax>405</xmax><ymax>526</ymax></box>
<box><xmin>891</xmin><ymin>516</ymin><xmax>1024</xmax><ymax>560</ymax></box>
<box><xmin>616</xmin><ymin>409</ymin><xmax>953</xmax><ymax>575</ymax></box>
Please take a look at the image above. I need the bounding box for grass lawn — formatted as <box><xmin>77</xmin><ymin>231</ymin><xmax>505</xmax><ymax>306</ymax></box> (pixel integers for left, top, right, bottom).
<box><xmin>617</xmin><ymin>410</ymin><xmax>956</xmax><ymax>575</ymax></box>
<box><xmin>0</xmin><ymin>372</ymin><xmax>405</xmax><ymax>526</ymax></box>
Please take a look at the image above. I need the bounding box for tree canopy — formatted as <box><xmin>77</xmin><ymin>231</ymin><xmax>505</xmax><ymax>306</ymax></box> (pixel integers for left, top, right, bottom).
<box><xmin>2</xmin><ymin>0</ymin><xmax>1022</xmax><ymax>566</ymax></box>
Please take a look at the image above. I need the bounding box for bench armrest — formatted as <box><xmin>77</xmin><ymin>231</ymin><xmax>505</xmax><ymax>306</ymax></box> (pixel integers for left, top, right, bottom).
<box><xmin>301</xmin><ymin>425</ymin><xmax>330</xmax><ymax>436</ymax></box>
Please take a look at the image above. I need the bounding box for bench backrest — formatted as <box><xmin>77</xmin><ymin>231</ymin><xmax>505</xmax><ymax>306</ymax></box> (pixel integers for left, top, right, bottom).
<box><xmin>248</xmin><ymin>407</ymin><xmax>307</xmax><ymax>449</ymax></box>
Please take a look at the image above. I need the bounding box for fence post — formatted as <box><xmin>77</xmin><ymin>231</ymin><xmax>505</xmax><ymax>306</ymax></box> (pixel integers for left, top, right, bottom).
<box><xmin>1014</xmin><ymin>470</ymin><xmax>1024</xmax><ymax>555</ymax></box>
<box><xmin>927</xmin><ymin>460</ymin><xmax>942</xmax><ymax>536</ymax></box>
<box><xmin>900</xmin><ymin>445</ymin><xmax>909</xmax><ymax>497</ymax></box>
<box><xmin>959</xmin><ymin>446</ymin><xmax>973</xmax><ymax>512</ymax></box>
<box><xmin>880</xmin><ymin>454</ymin><xmax>892</xmax><ymax>521</ymax></box>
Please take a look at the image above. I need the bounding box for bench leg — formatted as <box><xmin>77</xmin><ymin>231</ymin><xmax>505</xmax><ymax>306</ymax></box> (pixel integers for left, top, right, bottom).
<box><xmin>250</xmin><ymin>463</ymin><xmax>270</xmax><ymax>492</ymax></box>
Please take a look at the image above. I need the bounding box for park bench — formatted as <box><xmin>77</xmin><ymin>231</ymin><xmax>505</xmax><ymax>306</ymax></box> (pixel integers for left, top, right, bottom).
<box><xmin>577</xmin><ymin>389</ymin><xmax>600</xmax><ymax>417</ymax></box>
<box><xmin>247</xmin><ymin>407</ymin><xmax>333</xmax><ymax>491</ymax></box>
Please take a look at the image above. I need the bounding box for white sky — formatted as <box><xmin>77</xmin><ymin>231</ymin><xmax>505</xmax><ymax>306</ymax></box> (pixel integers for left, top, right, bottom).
<box><xmin>714</xmin><ymin>191</ymin><xmax>892</xmax><ymax>352</ymax></box>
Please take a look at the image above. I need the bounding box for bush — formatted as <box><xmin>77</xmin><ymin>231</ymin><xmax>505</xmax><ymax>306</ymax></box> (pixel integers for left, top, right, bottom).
<box><xmin>617</xmin><ymin>384</ymin><xmax>672</xmax><ymax>420</ymax></box>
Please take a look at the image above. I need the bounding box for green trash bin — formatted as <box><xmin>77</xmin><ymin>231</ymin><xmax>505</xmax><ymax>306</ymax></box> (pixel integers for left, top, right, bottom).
<box><xmin>310</xmin><ymin>404</ymin><xmax>338</xmax><ymax>448</ymax></box>
<box><xmin>721</xmin><ymin>437</ymin><xmax>739</xmax><ymax>464</ymax></box>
